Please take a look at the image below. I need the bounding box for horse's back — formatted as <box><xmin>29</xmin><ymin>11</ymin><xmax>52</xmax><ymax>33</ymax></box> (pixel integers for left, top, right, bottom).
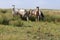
<box><xmin>18</xmin><ymin>9</ymin><xmax>26</xmax><ymax>16</ymax></box>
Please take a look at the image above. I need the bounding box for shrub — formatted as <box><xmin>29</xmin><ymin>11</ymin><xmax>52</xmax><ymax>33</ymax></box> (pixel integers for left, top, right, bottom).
<box><xmin>1</xmin><ymin>9</ymin><xmax>7</xmax><ymax>13</ymax></box>
<box><xmin>9</xmin><ymin>19</ymin><xmax>23</xmax><ymax>27</ymax></box>
<box><xmin>12</xmin><ymin>15</ymin><xmax>21</xmax><ymax>21</ymax></box>
<box><xmin>1</xmin><ymin>13</ymin><xmax>13</xmax><ymax>25</ymax></box>
<box><xmin>0</xmin><ymin>15</ymin><xmax>3</xmax><ymax>24</ymax></box>
<box><xmin>29</xmin><ymin>16</ymin><xmax>36</xmax><ymax>21</ymax></box>
<box><xmin>44</xmin><ymin>15</ymin><xmax>60</xmax><ymax>23</ymax></box>
<box><xmin>44</xmin><ymin>15</ymin><xmax>56</xmax><ymax>22</ymax></box>
<box><xmin>0</xmin><ymin>15</ymin><xmax>10</xmax><ymax>25</ymax></box>
<box><xmin>2</xmin><ymin>15</ymin><xmax>9</xmax><ymax>25</ymax></box>
<box><xmin>2</xmin><ymin>18</ymin><xmax>9</xmax><ymax>25</ymax></box>
<box><xmin>0</xmin><ymin>14</ymin><xmax>10</xmax><ymax>25</ymax></box>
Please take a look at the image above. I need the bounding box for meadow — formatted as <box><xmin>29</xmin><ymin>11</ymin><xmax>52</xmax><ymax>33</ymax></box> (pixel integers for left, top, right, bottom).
<box><xmin>0</xmin><ymin>9</ymin><xmax>60</xmax><ymax>40</ymax></box>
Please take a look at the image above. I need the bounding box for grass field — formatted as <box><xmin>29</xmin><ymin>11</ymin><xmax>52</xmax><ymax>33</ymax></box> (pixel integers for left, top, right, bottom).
<box><xmin>0</xmin><ymin>9</ymin><xmax>60</xmax><ymax>40</ymax></box>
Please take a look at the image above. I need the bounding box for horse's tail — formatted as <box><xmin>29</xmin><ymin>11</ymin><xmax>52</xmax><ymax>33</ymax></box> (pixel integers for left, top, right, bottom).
<box><xmin>41</xmin><ymin>11</ymin><xmax>44</xmax><ymax>17</ymax></box>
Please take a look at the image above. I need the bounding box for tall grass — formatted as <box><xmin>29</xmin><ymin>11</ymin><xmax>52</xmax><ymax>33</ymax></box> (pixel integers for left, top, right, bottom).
<box><xmin>0</xmin><ymin>9</ymin><xmax>60</xmax><ymax>26</ymax></box>
<box><xmin>0</xmin><ymin>9</ymin><xmax>23</xmax><ymax>26</ymax></box>
<box><xmin>0</xmin><ymin>9</ymin><xmax>60</xmax><ymax>40</ymax></box>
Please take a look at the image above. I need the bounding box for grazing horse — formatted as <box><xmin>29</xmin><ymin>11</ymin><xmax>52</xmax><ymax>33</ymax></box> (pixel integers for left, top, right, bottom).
<box><xmin>29</xmin><ymin>7</ymin><xmax>44</xmax><ymax>21</ymax></box>
<box><xmin>12</xmin><ymin>5</ymin><xmax>29</xmax><ymax>21</ymax></box>
<box><xmin>18</xmin><ymin>9</ymin><xmax>29</xmax><ymax>21</ymax></box>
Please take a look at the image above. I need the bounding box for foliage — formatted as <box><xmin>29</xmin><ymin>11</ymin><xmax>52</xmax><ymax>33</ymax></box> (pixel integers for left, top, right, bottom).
<box><xmin>1</xmin><ymin>9</ymin><xmax>7</xmax><ymax>13</ymax></box>
<box><xmin>9</xmin><ymin>19</ymin><xmax>23</xmax><ymax>27</ymax></box>
<box><xmin>0</xmin><ymin>15</ymin><xmax>3</xmax><ymax>24</ymax></box>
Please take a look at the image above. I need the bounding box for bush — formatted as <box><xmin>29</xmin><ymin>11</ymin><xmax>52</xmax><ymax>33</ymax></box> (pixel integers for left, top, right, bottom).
<box><xmin>1</xmin><ymin>9</ymin><xmax>7</xmax><ymax>13</ymax></box>
<box><xmin>1</xmin><ymin>13</ymin><xmax>13</xmax><ymax>25</ymax></box>
<box><xmin>9</xmin><ymin>19</ymin><xmax>23</xmax><ymax>27</ymax></box>
<box><xmin>2</xmin><ymin>18</ymin><xmax>9</xmax><ymax>25</ymax></box>
<box><xmin>12</xmin><ymin>15</ymin><xmax>21</xmax><ymax>21</ymax></box>
<box><xmin>2</xmin><ymin>15</ymin><xmax>9</xmax><ymax>25</ymax></box>
<box><xmin>44</xmin><ymin>15</ymin><xmax>55</xmax><ymax>22</ymax></box>
<box><xmin>0</xmin><ymin>12</ymin><xmax>23</xmax><ymax>25</ymax></box>
<box><xmin>29</xmin><ymin>16</ymin><xmax>35</xmax><ymax>21</ymax></box>
<box><xmin>0</xmin><ymin>15</ymin><xmax>10</xmax><ymax>25</ymax></box>
<box><xmin>0</xmin><ymin>15</ymin><xmax>4</xmax><ymax>24</ymax></box>
<box><xmin>0</xmin><ymin>14</ymin><xmax>10</xmax><ymax>25</ymax></box>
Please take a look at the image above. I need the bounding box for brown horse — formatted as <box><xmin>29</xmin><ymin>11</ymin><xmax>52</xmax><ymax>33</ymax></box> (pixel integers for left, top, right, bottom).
<box><xmin>29</xmin><ymin>7</ymin><xmax>44</xmax><ymax>21</ymax></box>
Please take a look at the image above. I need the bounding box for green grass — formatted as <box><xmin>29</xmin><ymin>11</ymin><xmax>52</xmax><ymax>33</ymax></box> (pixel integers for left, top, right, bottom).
<box><xmin>0</xmin><ymin>9</ymin><xmax>60</xmax><ymax>40</ymax></box>
<box><xmin>0</xmin><ymin>21</ymin><xmax>60</xmax><ymax>40</ymax></box>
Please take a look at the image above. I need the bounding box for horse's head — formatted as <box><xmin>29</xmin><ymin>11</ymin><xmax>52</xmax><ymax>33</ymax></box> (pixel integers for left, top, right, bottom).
<box><xmin>36</xmin><ymin>6</ymin><xmax>39</xmax><ymax>11</ymax></box>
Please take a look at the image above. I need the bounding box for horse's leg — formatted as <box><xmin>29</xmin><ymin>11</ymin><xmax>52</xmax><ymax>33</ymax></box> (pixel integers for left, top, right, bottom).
<box><xmin>38</xmin><ymin>16</ymin><xmax>40</xmax><ymax>21</ymax></box>
<box><xmin>35</xmin><ymin>16</ymin><xmax>38</xmax><ymax>21</ymax></box>
<box><xmin>13</xmin><ymin>14</ymin><xmax>15</xmax><ymax>17</ymax></box>
<box><xmin>36</xmin><ymin>18</ymin><xmax>37</xmax><ymax>21</ymax></box>
<box><xmin>35</xmin><ymin>16</ymin><xmax>40</xmax><ymax>21</ymax></box>
<box><xmin>26</xmin><ymin>16</ymin><xmax>29</xmax><ymax>21</ymax></box>
<box><xmin>25</xmin><ymin>13</ymin><xmax>29</xmax><ymax>21</ymax></box>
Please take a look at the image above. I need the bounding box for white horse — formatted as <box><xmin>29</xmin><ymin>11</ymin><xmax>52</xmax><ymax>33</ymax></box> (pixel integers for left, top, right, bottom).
<box><xmin>12</xmin><ymin>5</ymin><xmax>29</xmax><ymax>21</ymax></box>
<box><xmin>12</xmin><ymin>5</ymin><xmax>18</xmax><ymax>16</ymax></box>
<box><xmin>18</xmin><ymin>9</ymin><xmax>29</xmax><ymax>21</ymax></box>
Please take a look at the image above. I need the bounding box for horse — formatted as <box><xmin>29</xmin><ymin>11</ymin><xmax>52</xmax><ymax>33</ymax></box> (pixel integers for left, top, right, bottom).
<box><xmin>18</xmin><ymin>9</ymin><xmax>29</xmax><ymax>21</ymax></box>
<box><xmin>28</xmin><ymin>7</ymin><xmax>44</xmax><ymax>21</ymax></box>
<box><xmin>12</xmin><ymin>5</ymin><xmax>29</xmax><ymax>21</ymax></box>
<box><xmin>12</xmin><ymin>5</ymin><xmax>19</xmax><ymax>17</ymax></box>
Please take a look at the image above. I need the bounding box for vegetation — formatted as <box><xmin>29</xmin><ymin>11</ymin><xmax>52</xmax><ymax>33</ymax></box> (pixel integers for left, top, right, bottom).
<box><xmin>0</xmin><ymin>9</ymin><xmax>60</xmax><ymax>40</ymax></box>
